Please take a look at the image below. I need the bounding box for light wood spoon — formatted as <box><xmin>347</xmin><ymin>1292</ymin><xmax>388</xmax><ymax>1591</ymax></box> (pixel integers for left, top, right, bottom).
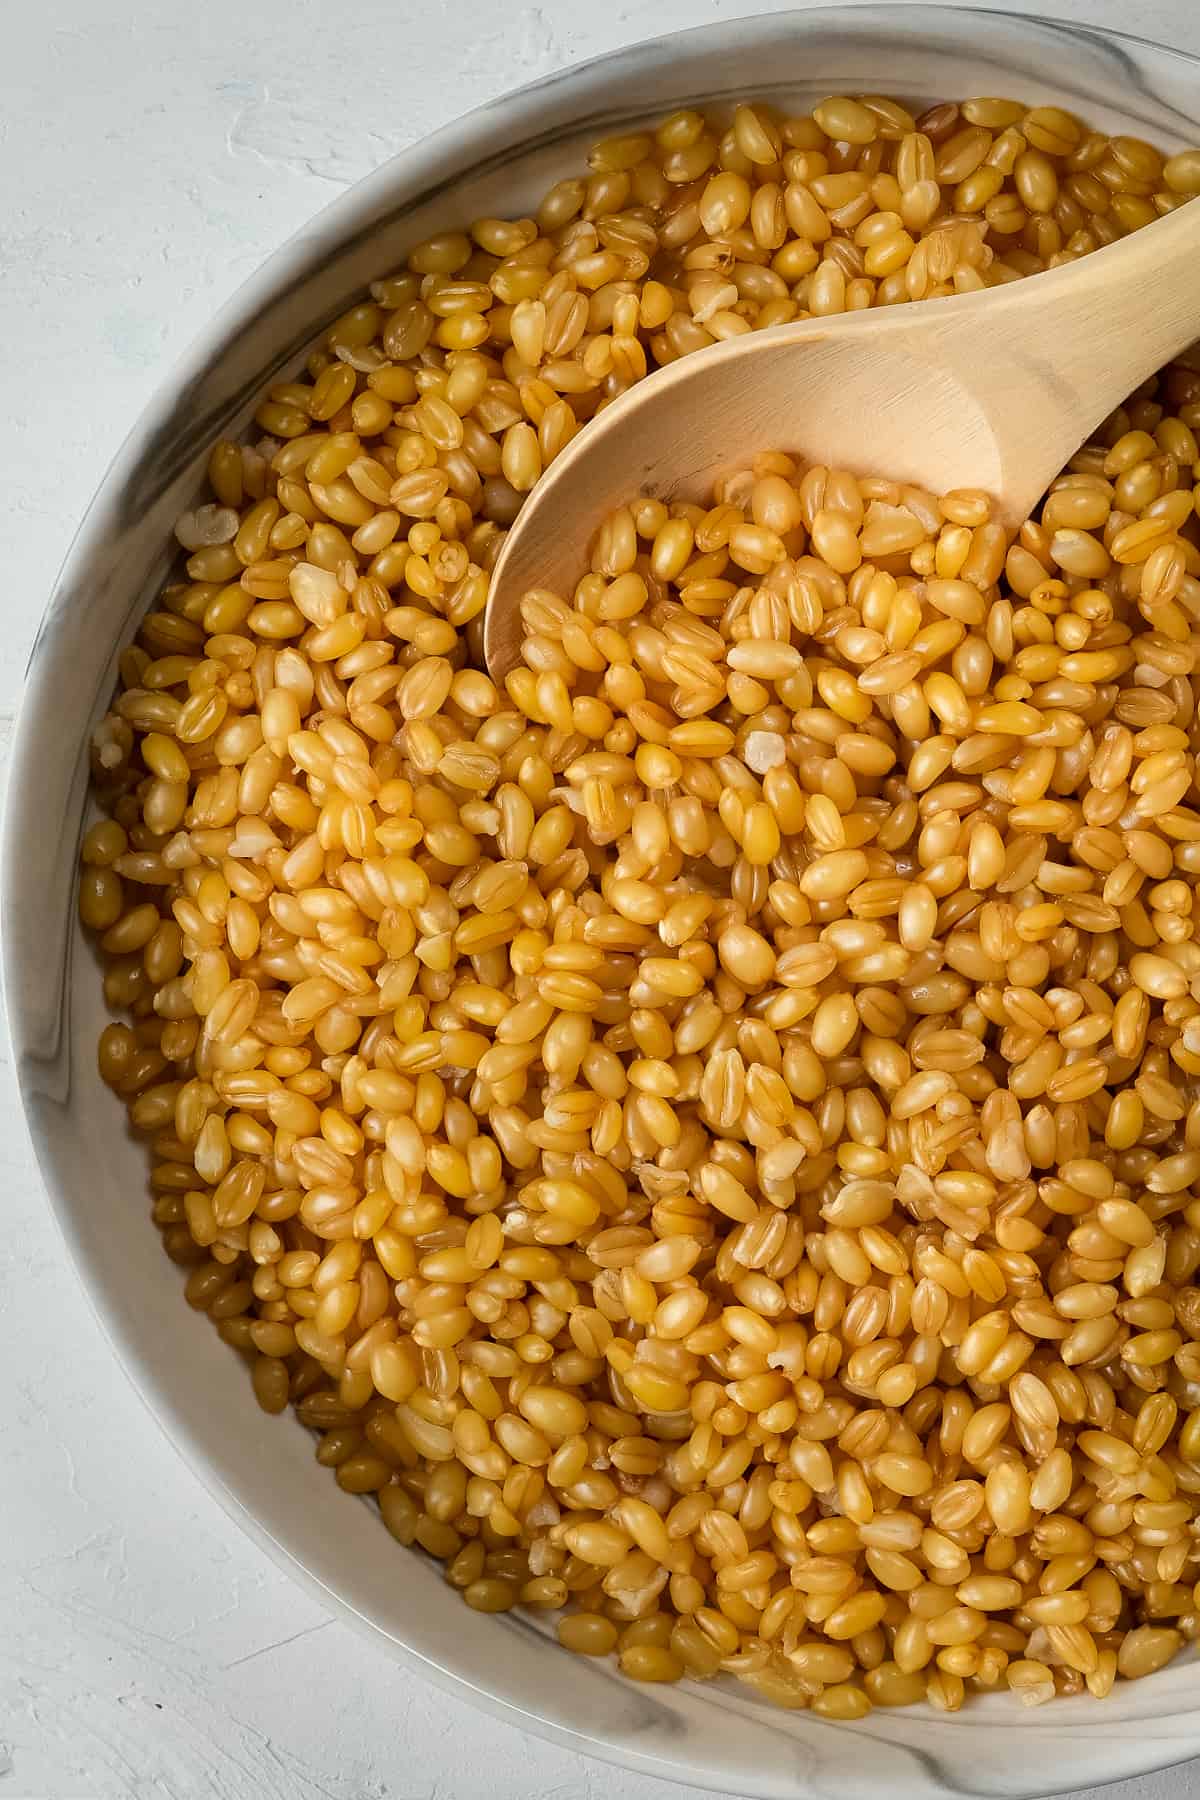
<box><xmin>484</xmin><ymin>200</ymin><xmax>1200</xmax><ymax>679</ymax></box>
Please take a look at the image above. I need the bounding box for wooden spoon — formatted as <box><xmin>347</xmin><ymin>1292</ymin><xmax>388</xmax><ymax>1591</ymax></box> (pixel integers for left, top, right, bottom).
<box><xmin>484</xmin><ymin>201</ymin><xmax>1200</xmax><ymax>679</ymax></box>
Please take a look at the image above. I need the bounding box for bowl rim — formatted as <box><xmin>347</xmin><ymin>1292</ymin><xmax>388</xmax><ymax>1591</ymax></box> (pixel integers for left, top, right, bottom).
<box><xmin>7</xmin><ymin>7</ymin><xmax>1200</xmax><ymax>1796</ymax></box>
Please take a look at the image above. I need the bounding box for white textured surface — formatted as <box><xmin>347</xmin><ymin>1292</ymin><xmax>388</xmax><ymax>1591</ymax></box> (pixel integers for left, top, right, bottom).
<box><xmin>2</xmin><ymin>3</ymin><xmax>1200</xmax><ymax>1796</ymax></box>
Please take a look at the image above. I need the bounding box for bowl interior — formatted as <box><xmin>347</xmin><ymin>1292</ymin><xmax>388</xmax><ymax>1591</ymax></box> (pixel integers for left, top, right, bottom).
<box><xmin>8</xmin><ymin>9</ymin><xmax>1200</xmax><ymax>1797</ymax></box>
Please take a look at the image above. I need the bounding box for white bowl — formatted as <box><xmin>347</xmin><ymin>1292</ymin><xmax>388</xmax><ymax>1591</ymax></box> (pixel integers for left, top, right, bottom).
<box><xmin>8</xmin><ymin>8</ymin><xmax>1200</xmax><ymax>1796</ymax></box>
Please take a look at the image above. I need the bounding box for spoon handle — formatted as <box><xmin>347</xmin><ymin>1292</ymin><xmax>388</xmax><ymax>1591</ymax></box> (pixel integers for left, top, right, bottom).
<box><xmin>615</xmin><ymin>196</ymin><xmax>1200</xmax><ymax>527</ymax></box>
<box><xmin>893</xmin><ymin>194</ymin><xmax>1200</xmax><ymax>521</ymax></box>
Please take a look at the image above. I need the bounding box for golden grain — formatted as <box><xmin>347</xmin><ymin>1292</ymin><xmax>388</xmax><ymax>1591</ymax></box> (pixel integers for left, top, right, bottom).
<box><xmin>82</xmin><ymin>86</ymin><xmax>1200</xmax><ymax>1722</ymax></box>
